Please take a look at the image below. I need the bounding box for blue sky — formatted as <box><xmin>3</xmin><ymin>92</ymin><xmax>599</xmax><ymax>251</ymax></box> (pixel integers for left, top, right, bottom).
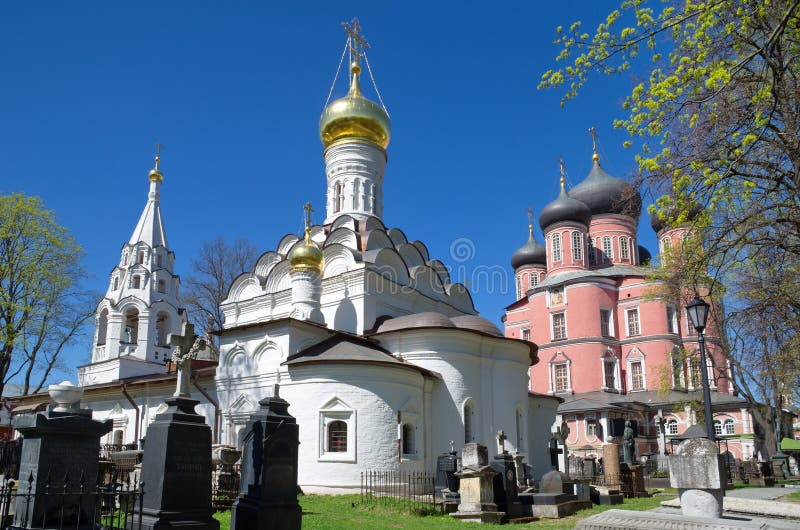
<box><xmin>1</xmin><ymin>1</ymin><xmax>658</xmax><ymax>380</ymax></box>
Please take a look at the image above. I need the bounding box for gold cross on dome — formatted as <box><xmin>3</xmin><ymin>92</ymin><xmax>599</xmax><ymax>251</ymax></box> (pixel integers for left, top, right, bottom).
<box><xmin>303</xmin><ymin>202</ymin><xmax>314</xmax><ymax>230</ymax></box>
<box><xmin>526</xmin><ymin>206</ymin><xmax>534</xmax><ymax>225</ymax></box>
<box><xmin>342</xmin><ymin>18</ymin><xmax>369</xmax><ymax>62</ymax></box>
<box><xmin>559</xmin><ymin>156</ymin><xmax>566</xmax><ymax>181</ymax></box>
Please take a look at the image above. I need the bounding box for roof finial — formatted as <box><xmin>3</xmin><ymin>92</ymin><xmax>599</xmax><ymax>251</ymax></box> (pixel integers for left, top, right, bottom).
<box><xmin>559</xmin><ymin>155</ymin><xmax>566</xmax><ymax>187</ymax></box>
<box><xmin>589</xmin><ymin>127</ymin><xmax>600</xmax><ymax>162</ymax></box>
<box><xmin>342</xmin><ymin>18</ymin><xmax>369</xmax><ymax>93</ymax></box>
<box><xmin>148</xmin><ymin>142</ymin><xmax>164</xmax><ymax>182</ymax></box>
<box><xmin>525</xmin><ymin>206</ymin><xmax>534</xmax><ymax>237</ymax></box>
<box><xmin>303</xmin><ymin>202</ymin><xmax>314</xmax><ymax>238</ymax></box>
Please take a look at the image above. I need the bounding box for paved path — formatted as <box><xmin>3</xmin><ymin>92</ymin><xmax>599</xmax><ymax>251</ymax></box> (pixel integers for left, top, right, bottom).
<box><xmin>726</xmin><ymin>487</ymin><xmax>790</xmax><ymax>500</ymax></box>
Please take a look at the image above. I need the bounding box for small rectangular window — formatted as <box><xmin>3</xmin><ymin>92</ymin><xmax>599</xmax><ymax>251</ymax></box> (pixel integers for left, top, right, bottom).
<box><xmin>554</xmin><ymin>364</ymin><xmax>568</xmax><ymax>392</ymax></box>
<box><xmin>521</xmin><ymin>328</ymin><xmax>531</xmax><ymax>341</ymax></box>
<box><xmin>604</xmin><ymin>360</ymin><xmax>616</xmax><ymax>389</ymax></box>
<box><xmin>552</xmin><ymin>312</ymin><xmax>567</xmax><ymax>341</ymax></box>
<box><xmin>666</xmin><ymin>306</ymin><xmax>676</xmax><ymax>334</ymax></box>
<box><xmin>627</xmin><ymin>308</ymin><xmax>640</xmax><ymax>336</ymax></box>
<box><xmin>630</xmin><ymin>361</ymin><xmax>644</xmax><ymax>390</ymax></box>
<box><xmin>600</xmin><ymin>309</ymin><xmax>612</xmax><ymax>337</ymax></box>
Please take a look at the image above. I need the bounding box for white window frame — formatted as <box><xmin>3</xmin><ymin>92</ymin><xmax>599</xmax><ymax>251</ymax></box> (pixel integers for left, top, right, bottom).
<box><xmin>601</xmin><ymin>351</ymin><xmax>619</xmax><ymax>391</ymax></box>
<box><xmin>553</xmin><ymin>362</ymin><xmax>570</xmax><ymax>393</ymax></box>
<box><xmin>620</xmin><ymin>236</ymin><xmax>630</xmax><ymax>260</ymax></box>
<box><xmin>319</xmin><ymin>398</ymin><xmax>356</xmax><ymax>462</ymax></box>
<box><xmin>667</xmin><ymin>419</ymin><xmax>678</xmax><ymax>435</ymax></box>
<box><xmin>626</xmin><ymin>348</ymin><xmax>647</xmax><ymax>392</ymax></box>
<box><xmin>552</xmin><ymin>233</ymin><xmax>562</xmax><ymax>262</ymax></box>
<box><xmin>551</xmin><ymin>311</ymin><xmax>567</xmax><ymax>341</ymax></box>
<box><xmin>666</xmin><ymin>305</ymin><xmax>677</xmax><ymax>334</ymax></box>
<box><xmin>630</xmin><ymin>361</ymin><xmax>645</xmax><ymax>391</ymax></box>
<box><xmin>529</xmin><ymin>272</ymin><xmax>538</xmax><ymax>288</ymax></box>
<box><xmin>626</xmin><ymin>307</ymin><xmax>641</xmax><ymax>336</ymax></box>
<box><xmin>602</xmin><ymin>236</ymin><xmax>612</xmax><ymax>262</ymax></box>
<box><xmin>713</xmin><ymin>420</ymin><xmax>723</xmax><ymax>437</ymax></box>
<box><xmin>399</xmin><ymin>411</ymin><xmax>419</xmax><ymax>460</ymax></box>
<box><xmin>600</xmin><ymin>308</ymin><xmax>613</xmax><ymax>337</ymax></box>
<box><xmin>516</xmin><ymin>276</ymin><xmax>523</xmax><ymax>299</ymax></box>
<box><xmin>572</xmin><ymin>231</ymin><xmax>583</xmax><ymax>261</ymax></box>
<box><xmin>724</xmin><ymin>419</ymin><xmax>735</xmax><ymax>435</ymax></box>
<box><xmin>521</xmin><ymin>328</ymin><xmax>531</xmax><ymax>341</ymax></box>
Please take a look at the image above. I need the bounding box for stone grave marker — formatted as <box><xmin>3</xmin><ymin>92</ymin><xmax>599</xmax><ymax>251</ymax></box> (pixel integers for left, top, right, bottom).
<box><xmin>451</xmin><ymin>443</ymin><xmax>504</xmax><ymax>523</ymax></box>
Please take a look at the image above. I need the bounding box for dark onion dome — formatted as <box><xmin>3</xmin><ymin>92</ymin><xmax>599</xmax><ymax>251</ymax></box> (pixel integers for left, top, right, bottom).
<box><xmin>569</xmin><ymin>156</ymin><xmax>642</xmax><ymax>219</ymax></box>
<box><xmin>638</xmin><ymin>245</ymin><xmax>652</xmax><ymax>265</ymax></box>
<box><xmin>511</xmin><ymin>225</ymin><xmax>546</xmax><ymax>269</ymax></box>
<box><xmin>539</xmin><ymin>178</ymin><xmax>592</xmax><ymax>231</ymax></box>
<box><xmin>650</xmin><ymin>202</ymin><xmax>704</xmax><ymax>233</ymax></box>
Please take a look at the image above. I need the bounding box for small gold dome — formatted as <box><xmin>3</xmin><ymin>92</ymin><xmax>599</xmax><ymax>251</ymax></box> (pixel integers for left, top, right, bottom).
<box><xmin>148</xmin><ymin>155</ymin><xmax>163</xmax><ymax>182</ymax></box>
<box><xmin>289</xmin><ymin>231</ymin><xmax>324</xmax><ymax>274</ymax></box>
<box><xmin>319</xmin><ymin>62</ymin><xmax>391</xmax><ymax>149</ymax></box>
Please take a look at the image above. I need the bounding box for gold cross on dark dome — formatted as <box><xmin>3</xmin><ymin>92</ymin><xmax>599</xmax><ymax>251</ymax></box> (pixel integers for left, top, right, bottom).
<box><xmin>526</xmin><ymin>207</ymin><xmax>534</xmax><ymax>226</ymax></box>
<box><xmin>342</xmin><ymin>18</ymin><xmax>369</xmax><ymax>61</ymax></box>
<box><xmin>589</xmin><ymin>127</ymin><xmax>598</xmax><ymax>153</ymax></box>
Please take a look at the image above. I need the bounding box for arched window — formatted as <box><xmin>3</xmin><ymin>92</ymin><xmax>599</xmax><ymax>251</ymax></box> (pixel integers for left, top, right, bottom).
<box><xmin>333</xmin><ymin>182</ymin><xmax>343</xmax><ymax>213</ymax></box>
<box><xmin>132</xmin><ymin>276</ymin><xmax>141</xmax><ymax>289</ymax></box>
<box><xmin>123</xmin><ymin>308</ymin><xmax>139</xmax><ymax>344</ymax></box>
<box><xmin>352</xmin><ymin>180</ymin><xmax>360</xmax><ymax>209</ymax></box>
<box><xmin>689</xmin><ymin>358</ymin><xmax>703</xmax><ymax>389</ymax></box>
<box><xmin>620</xmin><ymin>236</ymin><xmax>630</xmax><ymax>260</ymax></box>
<box><xmin>157</xmin><ymin>279</ymin><xmax>166</xmax><ymax>293</ymax></box>
<box><xmin>97</xmin><ymin>309</ymin><xmax>108</xmax><ymax>346</ymax></box>
<box><xmin>138</xmin><ymin>251</ymin><xmax>145</xmax><ymax>264</ymax></box>
<box><xmin>667</xmin><ymin>419</ymin><xmax>678</xmax><ymax>435</ymax></box>
<box><xmin>156</xmin><ymin>312</ymin><xmax>169</xmax><ymax>346</ymax></box>
<box><xmin>602</xmin><ymin>353</ymin><xmax>617</xmax><ymax>390</ymax></box>
<box><xmin>724</xmin><ymin>419</ymin><xmax>735</xmax><ymax>435</ymax></box>
<box><xmin>662</xmin><ymin>237</ymin><xmax>672</xmax><ymax>253</ymax></box>
<box><xmin>327</xmin><ymin>420</ymin><xmax>348</xmax><ymax>452</ymax></box>
<box><xmin>402</xmin><ymin>424</ymin><xmax>415</xmax><ymax>455</ymax></box>
<box><xmin>112</xmin><ymin>276</ymin><xmax>119</xmax><ymax>290</ymax></box>
<box><xmin>552</xmin><ymin>233</ymin><xmax>562</xmax><ymax>262</ymax></box>
<box><xmin>369</xmin><ymin>183</ymin><xmax>376</xmax><ymax>213</ymax></box>
<box><xmin>464</xmin><ymin>401</ymin><xmax>474</xmax><ymax>443</ymax></box>
<box><xmin>529</xmin><ymin>272</ymin><xmax>538</xmax><ymax>288</ymax></box>
<box><xmin>713</xmin><ymin>420</ymin><xmax>723</xmax><ymax>437</ymax></box>
<box><xmin>516</xmin><ymin>276</ymin><xmax>523</xmax><ymax>299</ymax></box>
<box><xmin>515</xmin><ymin>407</ymin><xmax>524</xmax><ymax>450</ymax></box>
<box><xmin>588</xmin><ymin>238</ymin><xmax>596</xmax><ymax>264</ymax></box>
<box><xmin>572</xmin><ymin>231</ymin><xmax>583</xmax><ymax>261</ymax></box>
<box><xmin>602</xmin><ymin>236</ymin><xmax>612</xmax><ymax>261</ymax></box>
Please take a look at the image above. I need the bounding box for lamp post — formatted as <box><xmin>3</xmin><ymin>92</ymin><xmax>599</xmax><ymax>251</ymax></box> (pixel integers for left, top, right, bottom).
<box><xmin>686</xmin><ymin>294</ymin><xmax>715</xmax><ymax>441</ymax></box>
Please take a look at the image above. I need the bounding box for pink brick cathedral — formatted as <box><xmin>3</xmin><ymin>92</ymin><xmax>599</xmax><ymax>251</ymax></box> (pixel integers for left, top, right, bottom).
<box><xmin>504</xmin><ymin>142</ymin><xmax>763</xmax><ymax>462</ymax></box>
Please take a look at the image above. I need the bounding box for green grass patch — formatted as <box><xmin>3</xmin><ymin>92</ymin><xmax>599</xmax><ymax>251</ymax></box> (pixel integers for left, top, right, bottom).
<box><xmin>780</xmin><ymin>490</ymin><xmax>800</xmax><ymax>503</ymax></box>
<box><xmin>212</xmin><ymin>493</ymin><xmax>672</xmax><ymax>529</ymax></box>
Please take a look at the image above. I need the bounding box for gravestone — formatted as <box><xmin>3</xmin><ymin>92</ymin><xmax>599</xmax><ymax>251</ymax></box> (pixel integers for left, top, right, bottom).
<box><xmin>668</xmin><ymin>437</ymin><xmax>726</xmax><ymax>519</ymax></box>
<box><xmin>451</xmin><ymin>443</ymin><xmax>504</xmax><ymax>523</ymax></box>
<box><xmin>435</xmin><ymin>442</ymin><xmax>460</xmax><ymax>513</ymax></box>
<box><xmin>529</xmin><ymin>469</ymin><xmax>590</xmax><ymax>518</ymax></box>
<box><xmin>231</xmin><ymin>385</ymin><xmax>301</xmax><ymax>530</ymax></box>
<box><xmin>489</xmin><ymin>433</ymin><xmax>522</xmax><ymax>520</ymax></box>
<box><xmin>134</xmin><ymin>323</ymin><xmax>219</xmax><ymax>530</ymax></box>
<box><xmin>12</xmin><ymin>382</ymin><xmax>112</xmax><ymax>530</ymax></box>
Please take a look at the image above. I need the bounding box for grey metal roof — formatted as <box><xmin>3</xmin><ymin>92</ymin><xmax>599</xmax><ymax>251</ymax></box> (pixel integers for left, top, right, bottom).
<box><xmin>532</xmin><ymin>265</ymin><xmax>646</xmax><ymax>290</ymax></box>
<box><xmin>283</xmin><ymin>335</ymin><xmax>441</xmax><ymax>378</ymax></box>
<box><xmin>511</xmin><ymin>233</ymin><xmax>546</xmax><ymax>269</ymax></box>
<box><xmin>539</xmin><ymin>183</ymin><xmax>592</xmax><ymax>230</ymax></box>
<box><xmin>557</xmin><ymin>389</ymin><xmax>747</xmax><ymax>414</ymax></box>
<box><xmin>375</xmin><ymin>312</ymin><xmax>503</xmax><ymax>337</ymax></box>
<box><xmin>569</xmin><ymin>160</ymin><xmax>642</xmax><ymax>219</ymax></box>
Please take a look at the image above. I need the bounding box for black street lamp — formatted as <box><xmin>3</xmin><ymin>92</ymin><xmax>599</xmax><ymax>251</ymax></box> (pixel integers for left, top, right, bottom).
<box><xmin>686</xmin><ymin>294</ymin><xmax>715</xmax><ymax>441</ymax></box>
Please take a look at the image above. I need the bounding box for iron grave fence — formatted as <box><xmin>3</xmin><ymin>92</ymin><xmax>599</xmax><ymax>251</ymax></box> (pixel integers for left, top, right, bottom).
<box><xmin>360</xmin><ymin>470</ymin><xmax>439</xmax><ymax>514</ymax></box>
<box><xmin>0</xmin><ymin>473</ymin><xmax>143</xmax><ymax>530</ymax></box>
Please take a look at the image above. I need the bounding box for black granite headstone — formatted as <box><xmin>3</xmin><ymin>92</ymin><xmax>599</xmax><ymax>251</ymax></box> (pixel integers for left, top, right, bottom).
<box><xmin>435</xmin><ymin>452</ymin><xmax>460</xmax><ymax>501</ymax></box>
<box><xmin>134</xmin><ymin>396</ymin><xmax>219</xmax><ymax>530</ymax></box>
<box><xmin>490</xmin><ymin>453</ymin><xmax>523</xmax><ymax>520</ymax></box>
<box><xmin>12</xmin><ymin>406</ymin><xmax>112</xmax><ymax>530</ymax></box>
<box><xmin>231</xmin><ymin>388</ymin><xmax>300</xmax><ymax>530</ymax></box>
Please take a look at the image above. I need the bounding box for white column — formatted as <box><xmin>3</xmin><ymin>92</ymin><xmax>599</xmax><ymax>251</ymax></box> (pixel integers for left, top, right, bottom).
<box><xmin>290</xmin><ymin>270</ymin><xmax>324</xmax><ymax>324</ymax></box>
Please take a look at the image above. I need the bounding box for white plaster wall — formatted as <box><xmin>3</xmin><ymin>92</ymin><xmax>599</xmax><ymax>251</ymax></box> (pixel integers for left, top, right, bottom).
<box><xmin>279</xmin><ymin>364</ymin><xmax>425</xmax><ymax>492</ymax></box>
<box><xmin>527</xmin><ymin>395</ymin><xmax>561</xmax><ymax>480</ymax></box>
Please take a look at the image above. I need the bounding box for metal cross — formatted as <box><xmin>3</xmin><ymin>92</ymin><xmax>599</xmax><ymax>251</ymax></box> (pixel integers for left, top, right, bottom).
<box><xmin>303</xmin><ymin>202</ymin><xmax>314</xmax><ymax>230</ymax></box>
<box><xmin>342</xmin><ymin>18</ymin><xmax>369</xmax><ymax>62</ymax></box>
<box><xmin>525</xmin><ymin>206</ymin><xmax>534</xmax><ymax>226</ymax></box>
<box><xmin>589</xmin><ymin>127</ymin><xmax>598</xmax><ymax>154</ymax></box>
<box><xmin>559</xmin><ymin>156</ymin><xmax>566</xmax><ymax>181</ymax></box>
<box><xmin>154</xmin><ymin>142</ymin><xmax>163</xmax><ymax>169</ymax></box>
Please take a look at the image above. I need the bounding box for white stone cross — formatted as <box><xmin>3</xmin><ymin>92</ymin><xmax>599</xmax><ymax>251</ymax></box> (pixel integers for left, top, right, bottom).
<box><xmin>169</xmin><ymin>322</ymin><xmax>206</xmax><ymax>398</ymax></box>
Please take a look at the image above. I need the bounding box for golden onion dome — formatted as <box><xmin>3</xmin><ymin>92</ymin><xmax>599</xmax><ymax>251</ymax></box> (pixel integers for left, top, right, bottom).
<box><xmin>289</xmin><ymin>230</ymin><xmax>324</xmax><ymax>274</ymax></box>
<box><xmin>319</xmin><ymin>62</ymin><xmax>391</xmax><ymax>149</ymax></box>
<box><xmin>148</xmin><ymin>154</ymin><xmax>163</xmax><ymax>182</ymax></box>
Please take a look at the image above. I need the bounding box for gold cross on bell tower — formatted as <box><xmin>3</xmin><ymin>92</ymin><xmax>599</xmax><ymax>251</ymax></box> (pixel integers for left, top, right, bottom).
<box><xmin>154</xmin><ymin>141</ymin><xmax>163</xmax><ymax>169</ymax></box>
<box><xmin>342</xmin><ymin>18</ymin><xmax>369</xmax><ymax>63</ymax></box>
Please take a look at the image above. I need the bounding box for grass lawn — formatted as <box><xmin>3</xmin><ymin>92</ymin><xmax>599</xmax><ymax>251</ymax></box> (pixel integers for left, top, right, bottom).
<box><xmin>212</xmin><ymin>493</ymin><xmax>672</xmax><ymax>529</ymax></box>
<box><xmin>779</xmin><ymin>490</ymin><xmax>800</xmax><ymax>503</ymax></box>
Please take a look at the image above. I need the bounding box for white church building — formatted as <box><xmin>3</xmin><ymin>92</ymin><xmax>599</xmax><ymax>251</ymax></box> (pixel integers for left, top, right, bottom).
<box><xmin>19</xmin><ymin>25</ymin><xmax>560</xmax><ymax>492</ymax></box>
